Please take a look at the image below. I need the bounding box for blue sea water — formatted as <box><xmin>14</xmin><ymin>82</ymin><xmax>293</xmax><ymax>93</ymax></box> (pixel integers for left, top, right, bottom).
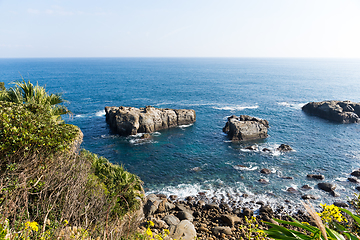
<box><xmin>1</xmin><ymin>58</ymin><xmax>360</xmax><ymax>210</ymax></box>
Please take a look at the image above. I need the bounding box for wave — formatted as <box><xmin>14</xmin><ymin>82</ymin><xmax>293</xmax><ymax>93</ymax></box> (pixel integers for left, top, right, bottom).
<box><xmin>233</xmin><ymin>165</ymin><xmax>258</xmax><ymax>171</ymax></box>
<box><xmin>213</xmin><ymin>105</ymin><xmax>259</xmax><ymax>111</ymax></box>
<box><xmin>277</xmin><ymin>102</ymin><xmax>305</xmax><ymax>109</ymax></box>
<box><xmin>146</xmin><ymin>181</ymin><xmax>302</xmax><ymax>215</ymax></box>
<box><xmin>179</xmin><ymin>124</ymin><xmax>193</xmax><ymax>128</ymax></box>
<box><xmin>95</xmin><ymin>110</ymin><xmax>105</xmax><ymax>117</ymax></box>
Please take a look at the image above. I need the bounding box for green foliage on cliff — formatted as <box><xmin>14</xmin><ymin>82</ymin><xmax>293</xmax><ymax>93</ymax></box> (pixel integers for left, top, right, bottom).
<box><xmin>0</xmin><ymin>80</ymin><xmax>143</xmax><ymax>239</ymax></box>
<box><xmin>0</xmin><ymin>101</ymin><xmax>79</xmax><ymax>156</ymax></box>
<box><xmin>0</xmin><ymin>79</ymin><xmax>69</xmax><ymax>123</ymax></box>
<box><xmin>82</xmin><ymin>150</ymin><xmax>143</xmax><ymax>217</ymax></box>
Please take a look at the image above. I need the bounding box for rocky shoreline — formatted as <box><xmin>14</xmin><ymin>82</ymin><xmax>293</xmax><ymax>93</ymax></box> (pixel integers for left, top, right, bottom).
<box><xmin>140</xmin><ymin>193</ymin><xmax>316</xmax><ymax>240</ymax></box>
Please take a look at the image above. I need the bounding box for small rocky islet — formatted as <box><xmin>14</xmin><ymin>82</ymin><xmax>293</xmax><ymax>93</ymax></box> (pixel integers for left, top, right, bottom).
<box><xmin>105</xmin><ymin>102</ymin><xmax>360</xmax><ymax>239</ymax></box>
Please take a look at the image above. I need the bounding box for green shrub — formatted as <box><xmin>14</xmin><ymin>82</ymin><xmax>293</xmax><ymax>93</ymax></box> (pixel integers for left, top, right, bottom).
<box><xmin>81</xmin><ymin>150</ymin><xmax>143</xmax><ymax>217</ymax></box>
<box><xmin>0</xmin><ymin>101</ymin><xmax>79</xmax><ymax>156</ymax></box>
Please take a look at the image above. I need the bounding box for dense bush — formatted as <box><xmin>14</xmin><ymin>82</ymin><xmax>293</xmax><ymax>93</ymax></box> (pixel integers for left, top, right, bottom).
<box><xmin>0</xmin><ymin>101</ymin><xmax>79</xmax><ymax>156</ymax></box>
<box><xmin>0</xmin><ymin>81</ymin><xmax>144</xmax><ymax>239</ymax></box>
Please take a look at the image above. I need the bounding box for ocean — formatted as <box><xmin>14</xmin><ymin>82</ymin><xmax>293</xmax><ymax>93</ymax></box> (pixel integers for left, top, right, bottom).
<box><xmin>1</xmin><ymin>58</ymin><xmax>360</xmax><ymax>211</ymax></box>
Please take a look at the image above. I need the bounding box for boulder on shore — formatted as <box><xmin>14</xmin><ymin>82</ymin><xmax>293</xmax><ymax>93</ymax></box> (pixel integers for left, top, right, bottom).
<box><xmin>223</xmin><ymin>115</ymin><xmax>269</xmax><ymax>141</ymax></box>
<box><xmin>105</xmin><ymin>106</ymin><xmax>196</xmax><ymax>135</ymax></box>
<box><xmin>302</xmin><ymin>100</ymin><xmax>360</xmax><ymax>123</ymax></box>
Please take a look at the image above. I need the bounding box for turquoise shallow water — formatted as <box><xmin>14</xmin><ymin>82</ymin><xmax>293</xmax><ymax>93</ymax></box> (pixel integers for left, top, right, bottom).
<box><xmin>1</xmin><ymin>58</ymin><xmax>360</xmax><ymax>209</ymax></box>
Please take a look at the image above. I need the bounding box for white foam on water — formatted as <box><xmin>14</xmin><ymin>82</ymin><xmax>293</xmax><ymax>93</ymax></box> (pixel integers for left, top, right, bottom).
<box><xmin>277</xmin><ymin>101</ymin><xmax>305</xmax><ymax>109</ymax></box>
<box><xmin>233</xmin><ymin>165</ymin><xmax>258</xmax><ymax>171</ymax></box>
<box><xmin>213</xmin><ymin>105</ymin><xmax>259</xmax><ymax>111</ymax></box>
<box><xmin>335</xmin><ymin>177</ymin><xmax>348</xmax><ymax>182</ymax></box>
<box><xmin>146</xmin><ymin>181</ymin><xmax>303</xmax><ymax>215</ymax></box>
<box><xmin>95</xmin><ymin>110</ymin><xmax>105</xmax><ymax>117</ymax></box>
<box><xmin>152</xmin><ymin>132</ymin><xmax>161</xmax><ymax>136</ymax></box>
<box><xmin>179</xmin><ymin>124</ymin><xmax>193</xmax><ymax>128</ymax></box>
<box><xmin>75</xmin><ymin>114</ymin><xmax>85</xmax><ymax>118</ymax></box>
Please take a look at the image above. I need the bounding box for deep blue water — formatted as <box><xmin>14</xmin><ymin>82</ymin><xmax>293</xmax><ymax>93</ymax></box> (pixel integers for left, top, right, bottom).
<box><xmin>1</xmin><ymin>58</ymin><xmax>360</xmax><ymax>210</ymax></box>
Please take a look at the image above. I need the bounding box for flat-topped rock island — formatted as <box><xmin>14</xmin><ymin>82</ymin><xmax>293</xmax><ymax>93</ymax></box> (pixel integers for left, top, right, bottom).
<box><xmin>302</xmin><ymin>100</ymin><xmax>360</xmax><ymax>123</ymax></box>
<box><xmin>105</xmin><ymin>106</ymin><xmax>196</xmax><ymax>135</ymax></box>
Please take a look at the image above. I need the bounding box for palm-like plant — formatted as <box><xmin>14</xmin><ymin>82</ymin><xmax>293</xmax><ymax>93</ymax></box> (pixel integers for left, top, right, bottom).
<box><xmin>0</xmin><ymin>79</ymin><xmax>69</xmax><ymax>123</ymax></box>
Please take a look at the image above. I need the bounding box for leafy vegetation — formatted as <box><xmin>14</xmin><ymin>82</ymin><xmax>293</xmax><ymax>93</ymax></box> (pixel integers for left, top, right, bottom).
<box><xmin>0</xmin><ymin>80</ymin><xmax>144</xmax><ymax>239</ymax></box>
<box><xmin>0</xmin><ymin>79</ymin><xmax>69</xmax><ymax>123</ymax></box>
<box><xmin>0</xmin><ymin>101</ymin><xmax>79</xmax><ymax>156</ymax></box>
<box><xmin>264</xmin><ymin>201</ymin><xmax>360</xmax><ymax>240</ymax></box>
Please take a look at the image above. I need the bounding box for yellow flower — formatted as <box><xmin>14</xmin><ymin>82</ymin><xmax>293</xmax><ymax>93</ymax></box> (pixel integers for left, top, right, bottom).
<box><xmin>148</xmin><ymin>220</ymin><xmax>155</xmax><ymax>227</ymax></box>
<box><xmin>146</xmin><ymin>227</ymin><xmax>152</xmax><ymax>236</ymax></box>
<box><xmin>25</xmin><ymin>221</ymin><xmax>39</xmax><ymax>232</ymax></box>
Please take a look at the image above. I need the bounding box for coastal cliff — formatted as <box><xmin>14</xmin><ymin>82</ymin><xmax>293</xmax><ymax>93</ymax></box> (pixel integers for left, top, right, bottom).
<box><xmin>105</xmin><ymin>105</ymin><xmax>196</xmax><ymax>135</ymax></box>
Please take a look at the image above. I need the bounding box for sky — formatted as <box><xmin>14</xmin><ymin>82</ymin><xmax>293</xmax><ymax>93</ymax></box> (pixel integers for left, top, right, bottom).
<box><xmin>0</xmin><ymin>0</ymin><xmax>360</xmax><ymax>58</ymax></box>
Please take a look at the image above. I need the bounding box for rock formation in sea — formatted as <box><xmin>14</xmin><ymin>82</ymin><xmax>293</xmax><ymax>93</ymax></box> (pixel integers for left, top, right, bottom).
<box><xmin>302</xmin><ymin>100</ymin><xmax>360</xmax><ymax>123</ymax></box>
<box><xmin>223</xmin><ymin>115</ymin><xmax>269</xmax><ymax>141</ymax></box>
<box><xmin>105</xmin><ymin>106</ymin><xmax>196</xmax><ymax>135</ymax></box>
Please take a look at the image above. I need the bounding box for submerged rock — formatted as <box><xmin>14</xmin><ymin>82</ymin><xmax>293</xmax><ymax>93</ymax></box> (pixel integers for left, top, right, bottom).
<box><xmin>351</xmin><ymin>170</ymin><xmax>360</xmax><ymax>177</ymax></box>
<box><xmin>301</xmin><ymin>185</ymin><xmax>313</xmax><ymax>190</ymax></box>
<box><xmin>301</xmin><ymin>194</ymin><xmax>319</xmax><ymax>200</ymax></box>
<box><xmin>277</xmin><ymin>144</ymin><xmax>293</xmax><ymax>152</ymax></box>
<box><xmin>318</xmin><ymin>182</ymin><xmax>336</xmax><ymax>192</ymax></box>
<box><xmin>260</xmin><ymin>168</ymin><xmax>272</xmax><ymax>174</ymax></box>
<box><xmin>302</xmin><ymin>100</ymin><xmax>360</xmax><ymax>123</ymax></box>
<box><xmin>105</xmin><ymin>106</ymin><xmax>196</xmax><ymax>135</ymax></box>
<box><xmin>307</xmin><ymin>174</ymin><xmax>325</xmax><ymax>180</ymax></box>
<box><xmin>223</xmin><ymin>115</ymin><xmax>269</xmax><ymax>141</ymax></box>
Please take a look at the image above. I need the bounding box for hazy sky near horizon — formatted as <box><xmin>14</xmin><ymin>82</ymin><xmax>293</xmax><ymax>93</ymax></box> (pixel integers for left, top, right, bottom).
<box><xmin>1</xmin><ymin>0</ymin><xmax>360</xmax><ymax>58</ymax></box>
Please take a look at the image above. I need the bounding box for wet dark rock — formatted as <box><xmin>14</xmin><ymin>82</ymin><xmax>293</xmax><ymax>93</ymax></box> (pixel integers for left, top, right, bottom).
<box><xmin>282</xmin><ymin>176</ymin><xmax>294</xmax><ymax>180</ymax></box>
<box><xmin>223</xmin><ymin>115</ymin><xmax>269</xmax><ymax>141</ymax></box>
<box><xmin>356</xmin><ymin>186</ymin><xmax>360</xmax><ymax>191</ymax></box>
<box><xmin>351</xmin><ymin>170</ymin><xmax>360</xmax><ymax>177</ymax></box>
<box><xmin>307</xmin><ymin>174</ymin><xmax>325</xmax><ymax>180</ymax></box>
<box><xmin>286</xmin><ymin>187</ymin><xmax>298</xmax><ymax>193</ymax></box>
<box><xmin>242</xmin><ymin>208</ymin><xmax>254</xmax><ymax>217</ymax></box>
<box><xmin>205</xmin><ymin>202</ymin><xmax>220</xmax><ymax>210</ymax></box>
<box><xmin>302</xmin><ymin>100</ymin><xmax>360</xmax><ymax>123</ymax></box>
<box><xmin>220</xmin><ymin>203</ymin><xmax>232</xmax><ymax>212</ymax></box>
<box><xmin>348</xmin><ymin>177</ymin><xmax>360</xmax><ymax>183</ymax></box>
<box><xmin>301</xmin><ymin>194</ymin><xmax>319</xmax><ymax>200</ymax></box>
<box><xmin>301</xmin><ymin>185</ymin><xmax>313</xmax><ymax>190</ymax></box>
<box><xmin>256</xmin><ymin>201</ymin><xmax>265</xmax><ymax>206</ymax></box>
<box><xmin>259</xmin><ymin>205</ymin><xmax>273</xmax><ymax>216</ymax></box>
<box><xmin>220</xmin><ymin>214</ymin><xmax>242</xmax><ymax>227</ymax></box>
<box><xmin>169</xmin><ymin>195</ymin><xmax>178</xmax><ymax>201</ymax></box>
<box><xmin>245</xmin><ymin>145</ymin><xmax>258</xmax><ymax>151</ymax></box>
<box><xmin>330</xmin><ymin>190</ymin><xmax>340</xmax><ymax>197</ymax></box>
<box><xmin>141</xmin><ymin>133</ymin><xmax>151</xmax><ymax>139</ymax></box>
<box><xmin>333</xmin><ymin>202</ymin><xmax>349</xmax><ymax>208</ymax></box>
<box><xmin>258</xmin><ymin>178</ymin><xmax>269</xmax><ymax>183</ymax></box>
<box><xmin>185</xmin><ymin>196</ymin><xmax>195</xmax><ymax>201</ymax></box>
<box><xmin>318</xmin><ymin>182</ymin><xmax>336</xmax><ymax>192</ymax></box>
<box><xmin>197</xmin><ymin>200</ymin><xmax>206</xmax><ymax>207</ymax></box>
<box><xmin>177</xmin><ymin>211</ymin><xmax>194</xmax><ymax>222</ymax></box>
<box><xmin>262</xmin><ymin>148</ymin><xmax>271</xmax><ymax>152</ymax></box>
<box><xmin>260</xmin><ymin>168</ymin><xmax>272</xmax><ymax>174</ymax></box>
<box><xmin>277</xmin><ymin>144</ymin><xmax>293</xmax><ymax>152</ymax></box>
